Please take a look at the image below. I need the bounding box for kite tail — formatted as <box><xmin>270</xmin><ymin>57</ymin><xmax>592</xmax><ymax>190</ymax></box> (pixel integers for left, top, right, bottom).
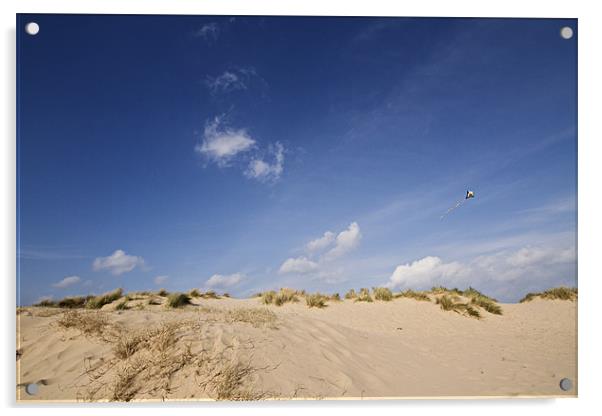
<box><xmin>440</xmin><ymin>199</ymin><xmax>465</xmax><ymax>220</ymax></box>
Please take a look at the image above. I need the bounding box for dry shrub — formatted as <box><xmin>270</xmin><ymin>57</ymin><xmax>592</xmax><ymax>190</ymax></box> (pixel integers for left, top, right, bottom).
<box><xmin>330</xmin><ymin>293</ymin><xmax>341</xmax><ymax>302</ymax></box>
<box><xmin>355</xmin><ymin>288</ymin><xmax>373</xmax><ymax>303</ymax></box>
<box><xmin>157</xmin><ymin>289</ymin><xmax>169</xmax><ymax>297</ymax></box>
<box><xmin>519</xmin><ymin>286</ymin><xmax>577</xmax><ymax>303</ymax></box>
<box><xmin>305</xmin><ymin>293</ymin><xmax>328</xmax><ymax>308</ymax></box>
<box><xmin>222</xmin><ymin>293</ymin><xmax>231</xmax><ymax>298</ymax></box>
<box><xmin>372</xmin><ymin>287</ymin><xmax>393</xmax><ymax>301</ymax></box>
<box><xmin>87</xmin><ymin>289</ymin><xmax>124</xmax><ymax>309</ymax></box>
<box><xmin>225</xmin><ymin>308</ymin><xmax>277</xmax><ymax>328</ymax></box>
<box><xmin>189</xmin><ymin>289</ymin><xmax>201</xmax><ymax>298</ymax></box>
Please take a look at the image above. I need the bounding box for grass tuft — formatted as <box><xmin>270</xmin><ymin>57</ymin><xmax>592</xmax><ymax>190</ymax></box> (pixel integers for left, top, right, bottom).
<box><xmin>260</xmin><ymin>288</ymin><xmax>300</xmax><ymax>306</ymax></box>
<box><xmin>519</xmin><ymin>286</ymin><xmax>577</xmax><ymax>303</ymax></box>
<box><xmin>372</xmin><ymin>287</ymin><xmax>393</xmax><ymax>301</ymax></box>
<box><xmin>157</xmin><ymin>288</ymin><xmax>169</xmax><ymax>297</ymax></box>
<box><xmin>305</xmin><ymin>293</ymin><xmax>328</xmax><ymax>308</ymax></box>
<box><xmin>86</xmin><ymin>289</ymin><xmax>124</xmax><ymax>309</ymax></box>
<box><xmin>395</xmin><ymin>289</ymin><xmax>431</xmax><ymax>302</ymax></box>
<box><xmin>165</xmin><ymin>293</ymin><xmax>191</xmax><ymax>308</ymax></box>
<box><xmin>189</xmin><ymin>289</ymin><xmax>201</xmax><ymax>297</ymax></box>
<box><xmin>201</xmin><ymin>290</ymin><xmax>221</xmax><ymax>299</ymax></box>
<box><xmin>344</xmin><ymin>289</ymin><xmax>357</xmax><ymax>299</ymax></box>
<box><xmin>114</xmin><ymin>300</ymin><xmax>129</xmax><ymax>311</ymax></box>
<box><xmin>225</xmin><ymin>308</ymin><xmax>277</xmax><ymax>328</ymax></box>
<box><xmin>470</xmin><ymin>296</ymin><xmax>502</xmax><ymax>315</ymax></box>
<box><xmin>436</xmin><ymin>295</ymin><xmax>481</xmax><ymax>319</ymax></box>
<box><xmin>355</xmin><ymin>288</ymin><xmax>373</xmax><ymax>303</ymax></box>
<box><xmin>57</xmin><ymin>310</ymin><xmax>110</xmax><ymax>336</ymax></box>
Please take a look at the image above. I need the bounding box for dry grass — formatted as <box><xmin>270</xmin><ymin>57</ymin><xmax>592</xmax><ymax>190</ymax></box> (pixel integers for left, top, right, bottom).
<box><xmin>260</xmin><ymin>288</ymin><xmax>300</xmax><ymax>306</ymax></box>
<box><xmin>305</xmin><ymin>293</ymin><xmax>328</xmax><ymax>308</ymax></box>
<box><xmin>354</xmin><ymin>288</ymin><xmax>373</xmax><ymax>303</ymax></box>
<box><xmin>87</xmin><ymin>289</ymin><xmax>124</xmax><ymax>309</ymax></box>
<box><xmin>344</xmin><ymin>289</ymin><xmax>357</xmax><ymax>299</ymax></box>
<box><xmin>189</xmin><ymin>289</ymin><xmax>201</xmax><ymax>298</ymax></box>
<box><xmin>222</xmin><ymin>293</ymin><xmax>231</xmax><ymax>298</ymax></box>
<box><xmin>225</xmin><ymin>308</ymin><xmax>277</xmax><ymax>328</ymax></box>
<box><xmin>520</xmin><ymin>286</ymin><xmax>577</xmax><ymax>303</ymax></box>
<box><xmin>33</xmin><ymin>299</ymin><xmax>56</xmax><ymax>307</ymax></box>
<box><xmin>430</xmin><ymin>286</ymin><xmax>463</xmax><ymax>296</ymax></box>
<box><xmin>148</xmin><ymin>296</ymin><xmax>163</xmax><ymax>305</ymax></box>
<box><xmin>330</xmin><ymin>293</ymin><xmax>341</xmax><ymax>302</ymax></box>
<box><xmin>436</xmin><ymin>295</ymin><xmax>481</xmax><ymax>319</ymax></box>
<box><xmin>157</xmin><ymin>289</ymin><xmax>169</xmax><ymax>297</ymax></box>
<box><xmin>57</xmin><ymin>310</ymin><xmax>111</xmax><ymax>337</ymax></box>
<box><xmin>201</xmin><ymin>290</ymin><xmax>221</xmax><ymax>299</ymax></box>
<box><xmin>372</xmin><ymin>287</ymin><xmax>393</xmax><ymax>301</ymax></box>
<box><xmin>395</xmin><ymin>289</ymin><xmax>431</xmax><ymax>301</ymax></box>
<box><xmin>470</xmin><ymin>296</ymin><xmax>502</xmax><ymax>315</ymax></box>
<box><xmin>114</xmin><ymin>300</ymin><xmax>129</xmax><ymax>311</ymax></box>
<box><xmin>166</xmin><ymin>293</ymin><xmax>192</xmax><ymax>308</ymax></box>
<box><xmin>208</xmin><ymin>361</ymin><xmax>265</xmax><ymax>401</ymax></box>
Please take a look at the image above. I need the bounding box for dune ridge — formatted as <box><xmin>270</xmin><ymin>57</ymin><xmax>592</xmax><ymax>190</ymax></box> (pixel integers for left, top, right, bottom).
<box><xmin>17</xmin><ymin>287</ymin><xmax>577</xmax><ymax>401</ymax></box>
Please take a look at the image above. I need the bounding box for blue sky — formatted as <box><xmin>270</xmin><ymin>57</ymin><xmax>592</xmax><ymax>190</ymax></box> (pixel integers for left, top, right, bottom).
<box><xmin>17</xmin><ymin>15</ymin><xmax>577</xmax><ymax>304</ymax></box>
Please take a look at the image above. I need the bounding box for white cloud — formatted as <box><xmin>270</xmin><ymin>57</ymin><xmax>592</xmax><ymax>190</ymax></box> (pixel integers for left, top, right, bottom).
<box><xmin>245</xmin><ymin>142</ymin><xmax>285</xmax><ymax>182</ymax></box>
<box><xmin>52</xmin><ymin>275</ymin><xmax>81</xmax><ymax>289</ymax></box>
<box><xmin>195</xmin><ymin>116</ymin><xmax>255</xmax><ymax>166</ymax></box>
<box><xmin>306</xmin><ymin>231</ymin><xmax>335</xmax><ymax>252</ymax></box>
<box><xmin>386</xmin><ymin>246</ymin><xmax>576</xmax><ymax>291</ymax></box>
<box><xmin>154</xmin><ymin>275</ymin><xmax>168</xmax><ymax>285</ymax></box>
<box><xmin>195</xmin><ymin>23</ymin><xmax>219</xmax><ymax>41</ymax></box>
<box><xmin>323</xmin><ymin>222</ymin><xmax>362</xmax><ymax>260</ymax></box>
<box><xmin>279</xmin><ymin>257</ymin><xmax>319</xmax><ymax>274</ymax></box>
<box><xmin>278</xmin><ymin>222</ymin><xmax>362</xmax><ymax>279</ymax></box>
<box><xmin>205</xmin><ymin>273</ymin><xmax>244</xmax><ymax>288</ymax></box>
<box><xmin>386</xmin><ymin>256</ymin><xmax>467</xmax><ymax>289</ymax></box>
<box><xmin>92</xmin><ymin>249</ymin><xmax>145</xmax><ymax>276</ymax></box>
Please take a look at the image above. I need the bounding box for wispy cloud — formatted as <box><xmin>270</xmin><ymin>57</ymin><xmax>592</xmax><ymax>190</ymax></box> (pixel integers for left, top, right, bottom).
<box><xmin>245</xmin><ymin>142</ymin><xmax>285</xmax><ymax>183</ymax></box>
<box><xmin>154</xmin><ymin>275</ymin><xmax>168</xmax><ymax>285</ymax></box>
<box><xmin>206</xmin><ymin>71</ymin><xmax>246</xmax><ymax>94</ymax></box>
<box><xmin>194</xmin><ymin>22</ymin><xmax>220</xmax><ymax>42</ymax></box>
<box><xmin>92</xmin><ymin>249</ymin><xmax>145</xmax><ymax>276</ymax></box>
<box><xmin>205</xmin><ymin>272</ymin><xmax>244</xmax><ymax>288</ymax></box>
<box><xmin>195</xmin><ymin>116</ymin><xmax>256</xmax><ymax>166</ymax></box>
<box><xmin>52</xmin><ymin>275</ymin><xmax>81</xmax><ymax>289</ymax></box>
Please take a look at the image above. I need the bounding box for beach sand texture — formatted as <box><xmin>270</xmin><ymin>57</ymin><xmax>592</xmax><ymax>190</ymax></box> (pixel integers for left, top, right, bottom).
<box><xmin>16</xmin><ymin>294</ymin><xmax>577</xmax><ymax>401</ymax></box>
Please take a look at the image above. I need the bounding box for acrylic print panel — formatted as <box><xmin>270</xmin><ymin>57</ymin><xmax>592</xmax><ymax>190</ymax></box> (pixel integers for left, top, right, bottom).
<box><xmin>16</xmin><ymin>14</ymin><xmax>577</xmax><ymax>402</ymax></box>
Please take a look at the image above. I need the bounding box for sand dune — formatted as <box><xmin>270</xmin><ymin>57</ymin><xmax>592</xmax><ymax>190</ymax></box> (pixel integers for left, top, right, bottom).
<box><xmin>16</xmin><ymin>294</ymin><xmax>577</xmax><ymax>401</ymax></box>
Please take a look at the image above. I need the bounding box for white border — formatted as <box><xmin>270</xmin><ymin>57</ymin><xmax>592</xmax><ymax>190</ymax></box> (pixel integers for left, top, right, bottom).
<box><xmin>3</xmin><ymin>1</ymin><xmax>601</xmax><ymax>415</ymax></box>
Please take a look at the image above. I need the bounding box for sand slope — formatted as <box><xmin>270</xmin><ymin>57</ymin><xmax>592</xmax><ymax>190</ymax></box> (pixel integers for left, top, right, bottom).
<box><xmin>16</xmin><ymin>297</ymin><xmax>577</xmax><ymax>401</ymax></box>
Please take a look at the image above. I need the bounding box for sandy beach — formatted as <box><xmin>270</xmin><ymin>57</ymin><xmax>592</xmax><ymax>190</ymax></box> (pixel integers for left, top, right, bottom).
<box><xmin>16</xmin><ymin>292</ymin><xmax>577</xmax><ymax>401</ymax></box>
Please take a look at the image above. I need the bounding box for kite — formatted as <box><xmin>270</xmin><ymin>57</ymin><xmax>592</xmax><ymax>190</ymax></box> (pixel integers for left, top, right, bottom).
<box><xmin>440</xmin><ymin>190</ymin><xmax>475</xmax><ymax>220</ymax></box>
